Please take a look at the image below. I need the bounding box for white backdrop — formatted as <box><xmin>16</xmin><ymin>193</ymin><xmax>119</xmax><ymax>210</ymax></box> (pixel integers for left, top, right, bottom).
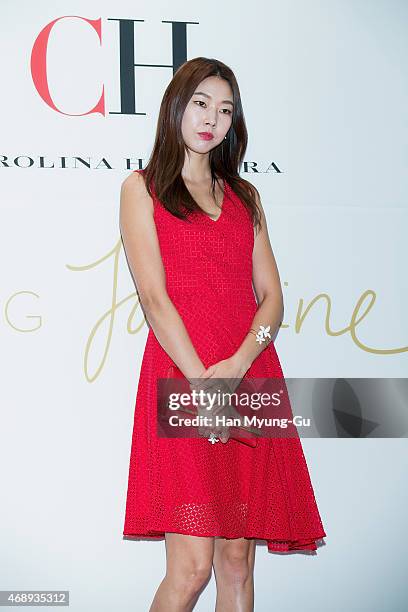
<box><xmin>1</xmin><ymin>1</ymin><xmax>407</xmax><ymax>611</ymax></box>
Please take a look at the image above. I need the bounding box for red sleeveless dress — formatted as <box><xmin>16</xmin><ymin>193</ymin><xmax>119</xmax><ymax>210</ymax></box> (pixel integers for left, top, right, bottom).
<box><xmin>123</xmin><ymin>169</ymin><xmax>327</xmax><ymax>552</ymax></box>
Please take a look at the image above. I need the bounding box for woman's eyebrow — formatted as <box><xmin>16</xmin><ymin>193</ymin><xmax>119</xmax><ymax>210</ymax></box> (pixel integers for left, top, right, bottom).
<box><xmin>193</xmin><ymin>91</ymin><xmax>234</xmax><ymax>106</ymax></box>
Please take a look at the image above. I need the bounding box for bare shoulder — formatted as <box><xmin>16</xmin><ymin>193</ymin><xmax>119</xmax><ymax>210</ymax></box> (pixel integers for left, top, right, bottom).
<box><xmin>120</xmin><ymin>171</ymin><xmax>153</xmax><ymax>211</ymax></box>
<box><xmin>119</xmin><ymin>171</ymin><xmax>156</xmax><ymax>241</ymax></box>
<box><xmin>242</xmin><ymin>178</ymin><xmax>267</xmax><ymax>236</ymax></box>
<box><xmin>119</xmin><ymin>171</ymin><xmax>155</xmax><ymax>235</ymax></box>
<box><xmin>119</xmin><ymin>171</ymin><xmax>167</xmax><ymax>309</ymax></box>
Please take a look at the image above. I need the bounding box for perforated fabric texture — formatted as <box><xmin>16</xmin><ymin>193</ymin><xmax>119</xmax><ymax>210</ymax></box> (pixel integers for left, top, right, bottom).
<box><xmin>123</xmin><ymin>170</ymin><xmax>327</xmax><ymax>552</ymax></box>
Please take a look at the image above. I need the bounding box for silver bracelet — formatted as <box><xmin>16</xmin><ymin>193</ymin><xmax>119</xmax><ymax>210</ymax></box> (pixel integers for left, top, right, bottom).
<box><xmin>248</xmin><ymin>324</ymin><xmax>272</xmax><ymax>345</ymax></box>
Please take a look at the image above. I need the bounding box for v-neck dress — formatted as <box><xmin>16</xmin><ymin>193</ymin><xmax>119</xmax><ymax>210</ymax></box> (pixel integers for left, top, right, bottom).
<box><xmin>123</xmin><ymin>169</ymin><xmax>327</xmax><ymax>552</ymax></box>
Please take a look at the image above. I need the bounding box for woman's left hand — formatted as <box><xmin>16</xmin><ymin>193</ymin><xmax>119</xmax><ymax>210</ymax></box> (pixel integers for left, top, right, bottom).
<box><xmin>197</xmin><ymin>355</ymin><xmax>251</xmax><ymax>443</ymax></box>
<box><xmin>202</xmin><ymin>354</ymin><xmax>250</xmax><ymax>391</ymax></box>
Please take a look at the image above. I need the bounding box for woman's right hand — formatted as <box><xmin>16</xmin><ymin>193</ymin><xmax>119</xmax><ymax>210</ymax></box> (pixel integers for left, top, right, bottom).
<box><xmin>187</xmin><ymin>367</ymin><xmax>231</xmax><ymax>443</ymax></box>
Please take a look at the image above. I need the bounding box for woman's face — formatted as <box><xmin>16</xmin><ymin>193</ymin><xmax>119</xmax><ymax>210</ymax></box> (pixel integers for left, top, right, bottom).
<box><xmin>181</xmin><ymin>76</ymin><xmax>233</xmax><ymax>154</ymax></box>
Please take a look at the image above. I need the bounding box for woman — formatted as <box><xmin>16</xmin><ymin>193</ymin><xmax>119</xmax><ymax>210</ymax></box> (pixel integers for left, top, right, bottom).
<box><xmin>120</xmin><ymin>57</ymin><xmax>326</xmax><ymax>612</ymax></box>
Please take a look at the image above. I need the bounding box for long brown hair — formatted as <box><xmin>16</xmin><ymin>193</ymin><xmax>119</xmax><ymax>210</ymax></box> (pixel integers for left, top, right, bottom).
<box><xmin>141</xmin><ymin>57</ymin><xmax>262</xmax><ymax>233</ymax></box>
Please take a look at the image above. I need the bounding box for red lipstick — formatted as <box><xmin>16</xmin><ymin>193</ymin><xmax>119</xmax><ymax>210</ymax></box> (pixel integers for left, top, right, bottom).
<box><xmin>197</xmin><ymin>132</ymin><xmax>214</xmax><ymax>141</ymax></box>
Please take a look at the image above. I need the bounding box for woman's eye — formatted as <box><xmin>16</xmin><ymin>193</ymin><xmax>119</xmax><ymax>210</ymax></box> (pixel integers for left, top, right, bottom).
<box><xmin>193</xmin><ymin>101</ymin><xmax>231</xmax><ymax>115</ymax></box>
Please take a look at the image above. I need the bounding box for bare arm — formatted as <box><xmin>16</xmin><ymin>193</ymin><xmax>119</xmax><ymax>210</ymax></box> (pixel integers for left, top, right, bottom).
<box><xmin>232</xmin><ymin>188</ymin><xmax>284</xmax><ymax>370</ymax></box>
<box><xmin>119</xmin><ymin>171</ymin><xmax>206</xmax><ymax>380</ymax></box>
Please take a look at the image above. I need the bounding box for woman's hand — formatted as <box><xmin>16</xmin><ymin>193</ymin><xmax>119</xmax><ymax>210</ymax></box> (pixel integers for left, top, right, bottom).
<box><xmin>201</xmin><ymin>354</ymin><xmax>250</xmax><ymax>389</ymax></box>
<box><xmin>188</xmin><ymin>355</ymin><xmax>251</xmax><ymax>443</ymax></box>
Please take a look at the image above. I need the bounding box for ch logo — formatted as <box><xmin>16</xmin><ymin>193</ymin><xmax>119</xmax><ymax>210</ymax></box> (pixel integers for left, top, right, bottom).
<box><xmin>30</xmin><ymin>16</ymin><xmax>198</xmax><ymax>116</ymax></box>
